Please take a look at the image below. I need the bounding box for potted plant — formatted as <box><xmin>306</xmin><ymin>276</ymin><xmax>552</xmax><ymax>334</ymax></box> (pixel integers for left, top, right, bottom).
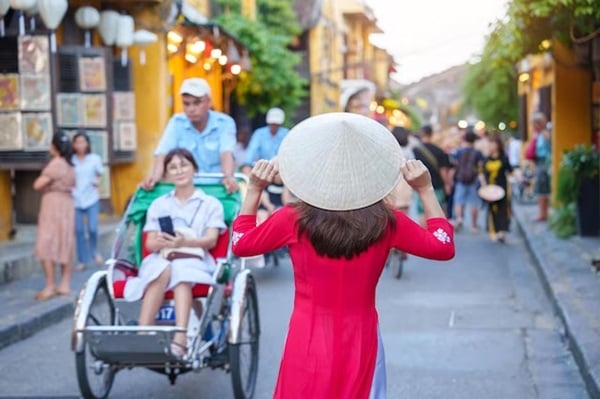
<box><xmin>554</xmin><ymin>144</ymin><xmax>600</xmax><ymax>237</ymax></box>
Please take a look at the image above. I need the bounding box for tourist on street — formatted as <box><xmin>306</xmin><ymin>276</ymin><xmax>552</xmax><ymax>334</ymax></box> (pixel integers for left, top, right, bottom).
<box><xmin>33</xmin><ymin>133</ymin><xmax>76</xmax><ymax>300</ymax></box>
<box><xmin>413</xmin><ymin>124</ymin><xmax>452</xmax><ymax>226</ymax></box>
<box><xmin>142</xmin><ymin>78</ymin><xmax>239</xmax><ymax>193</ymax></box>
<box><xmin>481</xmin><ymin>136</ymin><xmax>514</xmax><ymax>242</ymax></box>
<box><xmin>530</xmin><ymin>112</ymin><xmax>552</xmax><ymax>221</ymax></box>
<box><xmin>232</xmin><ymin>113</ymin><xmax>455</xmax><ymax>398</ymax></box>
<box><xmin>71</xmin><ymin>133</ymin><xmax>104</xmax><ymax>271</ymax></box>
<box><xmin>125</xmin><ymin>148</ymin><xmax>226</xmax><ymax>359</ymax></box>
<box><xmin>453</xmin><ymin>130</ymin><xmax>484</xmax><ymax>233</ymax></box>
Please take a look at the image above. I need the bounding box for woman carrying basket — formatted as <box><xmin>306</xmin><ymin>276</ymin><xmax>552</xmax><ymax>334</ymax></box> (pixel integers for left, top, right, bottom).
<box><xmin>232</xmin><ymin>113</ymin><xmax>455</xmax><ymax>398</ymax></box>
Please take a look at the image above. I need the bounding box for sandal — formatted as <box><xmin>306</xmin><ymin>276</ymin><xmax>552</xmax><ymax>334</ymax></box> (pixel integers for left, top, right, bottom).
<box><xmin>170</xmin><ymin>341</ymin><xmax>188</xmax><ymax>360</ymax></box>
<box><xmin>55</xmin><ymin>288</ymin><xmax>71</xmax><ymax>296</ymax></box>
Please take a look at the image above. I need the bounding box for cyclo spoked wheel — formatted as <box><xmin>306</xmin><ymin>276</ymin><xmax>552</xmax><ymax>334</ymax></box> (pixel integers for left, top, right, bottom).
<box><xmin>388</xmin><ymin>250</ymin><xmax>404</xmax><ymax>279</ymax></box>
<box><xmin>75</xmin><ymin>280</ymin><xmax>116</xmax><ymax>399</ymax></box>
<box><xmin>230</xmin><ymin>277</ymin><xmax>260</xmax><ymax>399</ymax></box>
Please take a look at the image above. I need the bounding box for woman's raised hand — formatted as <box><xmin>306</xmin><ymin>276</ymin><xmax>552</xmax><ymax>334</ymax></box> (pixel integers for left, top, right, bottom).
<box><xmin>400</xmin><ymin>159</ymin><xmax>432</xmax><ymax>193</ymax></box>
<box><xmin>250</xmin><ymin>160</ymin><xmax>279</xmax><ymax>190</ymax></box>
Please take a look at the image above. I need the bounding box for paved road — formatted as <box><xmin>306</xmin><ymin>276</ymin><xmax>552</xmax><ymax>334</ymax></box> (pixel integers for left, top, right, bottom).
<box><xmin>0</xmin><ymin>228</ymin><xmax>590</xmax><ymax>398</ymax></box>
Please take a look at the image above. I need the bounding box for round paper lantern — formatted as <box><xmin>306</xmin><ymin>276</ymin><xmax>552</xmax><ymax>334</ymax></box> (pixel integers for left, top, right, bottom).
<box><xmin>97</xmin><ymin>10</ymin><xmax>119</xmax><ymax>46</ymax></box>
<box><xmin>9</xmin><ymin>0</ymin><xmax>36</xmax><ymax>10</ymax></box>
<box><xmin>116</xmin><ymin>15</ymin><xmax>134</xmax><ymax>66</ymax></box>
<box><xmin>75</xmin><ymin>6</ymin><xmax>100</xmax><ymax>29</ymax></box>
<box><xmin>37</xmin><ymin>0</ymin><xmax>67</xmax><ymax>29</ymax></box>
<box><xmin>134</xmin><ymin>29</ymin><xmax>158</xmax><ymax>65</ymax></box>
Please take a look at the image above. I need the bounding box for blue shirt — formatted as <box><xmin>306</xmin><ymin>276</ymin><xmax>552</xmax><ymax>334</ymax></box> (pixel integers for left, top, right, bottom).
<box><xmin>535</xmin><ymin>132</ymin><xmax>551</xmax><ymax>159</ymax></box>
<box><xmin>72</xmin><ymin>153</ymin><xmax>103</xmax><ymax>209</ymax></box>
<box><xmin>155</xmin><ymin>110</ymin><xmax>237</xmax><ymax>173</ymax></box>
<box><xmin>243</xmin><ymin>126</ymin><xmax>289</xmax><ymax>165</ymax></box>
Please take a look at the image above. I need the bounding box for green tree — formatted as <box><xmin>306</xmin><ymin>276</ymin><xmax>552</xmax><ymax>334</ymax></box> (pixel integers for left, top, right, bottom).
<box><xmin>214</xmin><ymin>0</ymin><xmax>307</xmax><ymax>117</ymax></box>
<box><xmin>463</xmin><ymin>0</ymin><xmax>600</xmax><ymax>126</ymax></box>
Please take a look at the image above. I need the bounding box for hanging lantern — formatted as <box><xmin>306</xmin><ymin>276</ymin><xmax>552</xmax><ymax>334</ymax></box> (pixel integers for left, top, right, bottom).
<box><xmin>115</xmin><ymin>15</ymin><xmax>134</xmax><ymax>66</ymax></box>
<box><xmin>10</xmin><ymin>0</ymin><xmax>36</xmax><ymax>36</ymax></box>
<box><xmin>133</xmin><ymin>29</ymin><xmax>157</xmax><ymax>66</ymax></box>
<box><xmin>37</xmin><ymin>0</ymin><xmax>68</xmax><ymax>52</ymax></box>
<box><xmin>0</xmin><ymin>0</ymin><xmax>10</xmax><ymax>37</ymax></box>
<box><xmin>97</xmin><ymin>10</ymin><xmax>119</xmax><ymax>46</ymax></box>
<box><xmin>74</xmin><ymin>6</ymin><xmax>100</xmax><ymax>48</ymax></box>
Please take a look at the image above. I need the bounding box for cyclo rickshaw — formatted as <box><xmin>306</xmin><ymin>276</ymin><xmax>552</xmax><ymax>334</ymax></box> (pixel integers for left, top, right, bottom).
<box><xmin>71</xmin><ymin>174</ymin><xmax>259</xmax><ymax>399</ymax></box>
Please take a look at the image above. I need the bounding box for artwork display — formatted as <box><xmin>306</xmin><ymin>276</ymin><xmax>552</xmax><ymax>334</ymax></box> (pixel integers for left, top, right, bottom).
<box><xmin>22</xmin><ymin>112</ymin><xmax>53</xmax><ymax>151</ymax></box>
<box><xmin>98</xmin><ymin>165</ymin><xmax>111</xmax><ymax>199</ymax></box>
<box><xmin>79</xmin><ymin>57</ymin><xmax>107</xmax><ymax>92</ymax></box>
<box><xmin>113</xmin><ymin>92</ymin><xmax>135</xmax><ymax>121</ymax></box>
<box><xmin>18</xmin><ymin>36</ymin><xmax>49</xmax><ymax>74</ymax></box>
<box><xmin>20</xmin><ymin>74</ymin><xmax>51</xmax><ymax>110</ymax></box>
<box><xmin>56</xmin><ymin>93</ymin><xmax>83</xmax><ymax>127</ymax></box>
<box><xmin>0</xmin><ymin>112</ymin><xmax>23</xmax><ymax>150</ymax></box>
<box><xmin>0</xmin><ymin>74</ymin><xmax>20</xmax><ymax>110</ymax></box>
<box><xmin>83</xmin><ymin>94</ymin><xmax>107</xmax><ymax>128</ymax></box>
<box><xmin>87</xmin><ymin>130</ymin><xmax>109</xmax><ymax>161</ymax></box>
<box><xmin>116</xmin><ymin>121</ymin><xmax>137</xmax><ymax>151</ymax></box>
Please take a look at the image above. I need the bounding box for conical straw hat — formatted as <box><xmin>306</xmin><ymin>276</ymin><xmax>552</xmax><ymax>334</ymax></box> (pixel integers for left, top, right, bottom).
<box><xmin>278</xmin><ymin>112</ymin><xmax>404</xmax><ymax>211</ymax></box>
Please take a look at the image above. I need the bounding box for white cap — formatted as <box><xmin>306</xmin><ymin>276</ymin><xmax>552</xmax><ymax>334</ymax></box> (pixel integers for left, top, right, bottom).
<box><xmin>179</xmin><ymin>78</ymin><xmax>211</xmax><ymax>98</ymax></box>
<box><xmin>266</xmin><ymin>107</ymin><xmax>285</xmax><ymax>125</ymax></box>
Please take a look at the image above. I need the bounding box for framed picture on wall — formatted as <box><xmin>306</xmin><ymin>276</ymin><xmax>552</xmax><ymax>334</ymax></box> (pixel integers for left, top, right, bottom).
<box><xmin>86</xmin><ymin>130</ymin><xmax>109</xmax><ymax>162</ymax></box>
<box><xmin>117</xmin><ymin>121</ymin><xmax>136</xmax><ymax>151</ymax></box>
<box><xmin>113</xmin><ymin>91</ymin><xmax>135</xmax><ymax>121</ymax></box>
<box><xmin>83</xmin><ymin>94</ymin><xmax>107</xmax><ymax>128</ymax></box>
<box><xmin>56</xmin><ymin>93</ymin><xmax>83</xmax><ymax>127</ymax></box>
<box><xmin>0</xmin><ymin>112</ymin><xmax>23</xmax><ymax>150</ymax></box>
<box><xmin>22</xmin><ymin>112</ymin><xmax>53</xmax><ymax>151</ymax></box>
<box><xmin>18</xmin><ymin>36</ymin><xmax>49</xmax><ymax>74</ymax></box>
<box><xmin>79</xmin><ymin>57</ymin><xmax>107</xmax><ymax>92</ymax></box>
<box><xmin>98</xmin><ymin>166</ymin><xmax>111</xmax><ymax>199</ymax></box>
<box><xmin>0</xmin><ymin>74</ymin><xmax>20</xmax><ymax>110</ymax></box>
<box><xmin>20</xmin><ymin>74</ymin><xmax>51</xmax><ymax>110</ymax></box>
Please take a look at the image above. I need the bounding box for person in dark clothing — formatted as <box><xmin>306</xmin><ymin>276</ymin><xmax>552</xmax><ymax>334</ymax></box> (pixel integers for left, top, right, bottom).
<box><xmin>413</xmin><ymin>125</ymin><xmax>451</xmax><ymax>226</ymax></box>
<box><xmin>481</xmin><ymin>136</ymin><xmax>514</xmax><ymax>242</ymax></box>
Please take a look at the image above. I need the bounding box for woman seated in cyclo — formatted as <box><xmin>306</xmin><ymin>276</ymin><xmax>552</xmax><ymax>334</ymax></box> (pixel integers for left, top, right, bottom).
<box><xmin>123</xmin><ymin>148</ymin><xmax>226</xmax><ymax>359</ymax></box>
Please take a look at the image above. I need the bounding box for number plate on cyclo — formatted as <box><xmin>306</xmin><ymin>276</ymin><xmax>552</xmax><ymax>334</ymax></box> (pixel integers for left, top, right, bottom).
<box><xmin>156</xmin><ymin>305</ymin><xmax>175</xmax><ymax>322</ymax></box>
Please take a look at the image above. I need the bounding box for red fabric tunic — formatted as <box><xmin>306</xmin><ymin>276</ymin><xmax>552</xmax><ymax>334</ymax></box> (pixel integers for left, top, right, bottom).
<box><xmin>232</xmin><ymin>206</ymin><xmax>454</xmax><ymax>399</ymax></box>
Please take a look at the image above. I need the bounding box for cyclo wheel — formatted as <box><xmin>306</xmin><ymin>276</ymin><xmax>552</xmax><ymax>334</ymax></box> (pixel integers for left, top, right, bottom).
<box><xmin>230</xmin><ymin>276</ymin><xmax>260</xmax><ymax>399</ymax></box>
<box><xmin>388</xmin><ymin>250</ymin><xmax>404</xmax><ymax>279</ymax></box>
<box><xmin>75</xmin><ymin>279</ymin><xmax>116</xmax><ymax>399</ymax></box>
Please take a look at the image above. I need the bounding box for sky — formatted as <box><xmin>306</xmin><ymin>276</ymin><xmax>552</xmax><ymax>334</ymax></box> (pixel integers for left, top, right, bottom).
<box><xmin>367</xmin><ymin>0</ymin><xmax>509</xmax><ymax>85</ymax></box>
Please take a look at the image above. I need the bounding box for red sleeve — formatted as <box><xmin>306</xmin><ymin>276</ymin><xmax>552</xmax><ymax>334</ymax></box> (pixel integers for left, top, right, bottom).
<box><xmin>390</xmin><ymin>212</ymin><xmax>455</xmax><ymax>260</ymax></box>
<box><xmin>232</xmin><ymin>206</ymin><xmax>297</xmax><ymax>257</ymax></box>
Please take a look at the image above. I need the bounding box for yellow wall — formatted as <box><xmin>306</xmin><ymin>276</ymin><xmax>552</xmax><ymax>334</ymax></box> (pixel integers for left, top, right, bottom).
<box><xmin>0</xmin><ymin>172</ymin><xmax>12</xmax><ymax>240</ymax></box>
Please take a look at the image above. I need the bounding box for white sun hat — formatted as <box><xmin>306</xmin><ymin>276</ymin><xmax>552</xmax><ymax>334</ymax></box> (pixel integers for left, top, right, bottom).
<box><xmin>266</xmin><ymin>107</ymin><xmax>285</xmax><ymax>124</ymax></box>
<box><xmin>278</xmin><ymin>112</ymin><xmax>404</xmax><ymax>211</ymax></box>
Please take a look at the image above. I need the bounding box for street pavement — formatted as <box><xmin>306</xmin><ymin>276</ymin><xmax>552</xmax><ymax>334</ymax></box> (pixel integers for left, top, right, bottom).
<box><xmin>0</xmin><ymin>214</ymin><xmax>591</xmax><ymax>398</ymax></box>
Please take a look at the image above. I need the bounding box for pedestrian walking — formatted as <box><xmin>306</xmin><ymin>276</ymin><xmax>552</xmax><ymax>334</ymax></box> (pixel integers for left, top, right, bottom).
<box><xmin>241</xmin><ymin>107</ymin><xmax>289</xmax><ymax>171</ymax></box>
<box><xmin>529</xmin><ymin>112</ymin><xmax>552</xmax><ymax>221</ymax></box>
<box><xmin>33</xmin><ymin>132</ymin><xmax>76</xmax><ymax>300</ymax></box>
<box><xmin>481</xmin><ymin>136</ymin><xmax>514</xmax><ymax>242</ymax></box>
<box><xmin>385</xmin><ymin>126</ymin><xmax>415</xmax><ymax>214</ymax></box>
<box><xmin>232</xmin><ymin>113</ymin><xmax>455</xmax><ymax>398</ymax></box>
<box><xmin>413</xmin><ymin>125</ymin><xmax>452</xmax><ymax>226</ymax></box>
<box><xmin>71</xmin><ymin>132</ymin><xmax>104</xmax><ymax>271</ymax></box>
<box><xmin>453</xmin><ymin>130</ymin><xmax>484</xmax><ymax>233</ymax></box>
<box><xmin>142</xmin><ymin>78</ymin><xmax>238</xmax><ymax>193</ymax></box>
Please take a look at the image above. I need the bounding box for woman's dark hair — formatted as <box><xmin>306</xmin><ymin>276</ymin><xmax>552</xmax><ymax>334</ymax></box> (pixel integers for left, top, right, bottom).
<box><xmin>72</xmin><ymin>132</ymin><xmax>91</xmax><ymax>154</ymax></box>
<box><xmin>490</xmin><ymin>135</ymin><xmax>505</xmax><ymax>158</ymax></box>
<box><xmin>294</xmin><ymin>201</ymin><xmax>396</xmax><ymax>259</ymax></box>
<box><xmin>163</xmin><ymin>148</ymin><xmax>199</xmax><ymax>173</ymax></box>
<box><xmin>52</xmin><ymin>132</ymin><xmax>73</xmax><ymax>165</ymax></box>
<box><xmin>391</xmin><ymin>126</ymin><xmax>410</xmax><ymax>147</ymax></box>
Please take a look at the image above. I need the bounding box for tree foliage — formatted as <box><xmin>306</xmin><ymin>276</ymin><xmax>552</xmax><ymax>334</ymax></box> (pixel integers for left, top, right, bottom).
<box><xmin>214</xmin><ymin>0</ymin><xmax>307</xmax><ymax>117</ymax></box>
<box><xmin>463</xmin><ymin>0</ymin><xmax>600</xmax><ymax>126</ymax></box>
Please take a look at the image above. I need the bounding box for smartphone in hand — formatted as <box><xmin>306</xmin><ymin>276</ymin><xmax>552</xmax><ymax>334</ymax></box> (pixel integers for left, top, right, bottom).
<box><xmin>158</xmin><ymin>216</ymin><xmax>175</xmax><ymax>237</ymax></box>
